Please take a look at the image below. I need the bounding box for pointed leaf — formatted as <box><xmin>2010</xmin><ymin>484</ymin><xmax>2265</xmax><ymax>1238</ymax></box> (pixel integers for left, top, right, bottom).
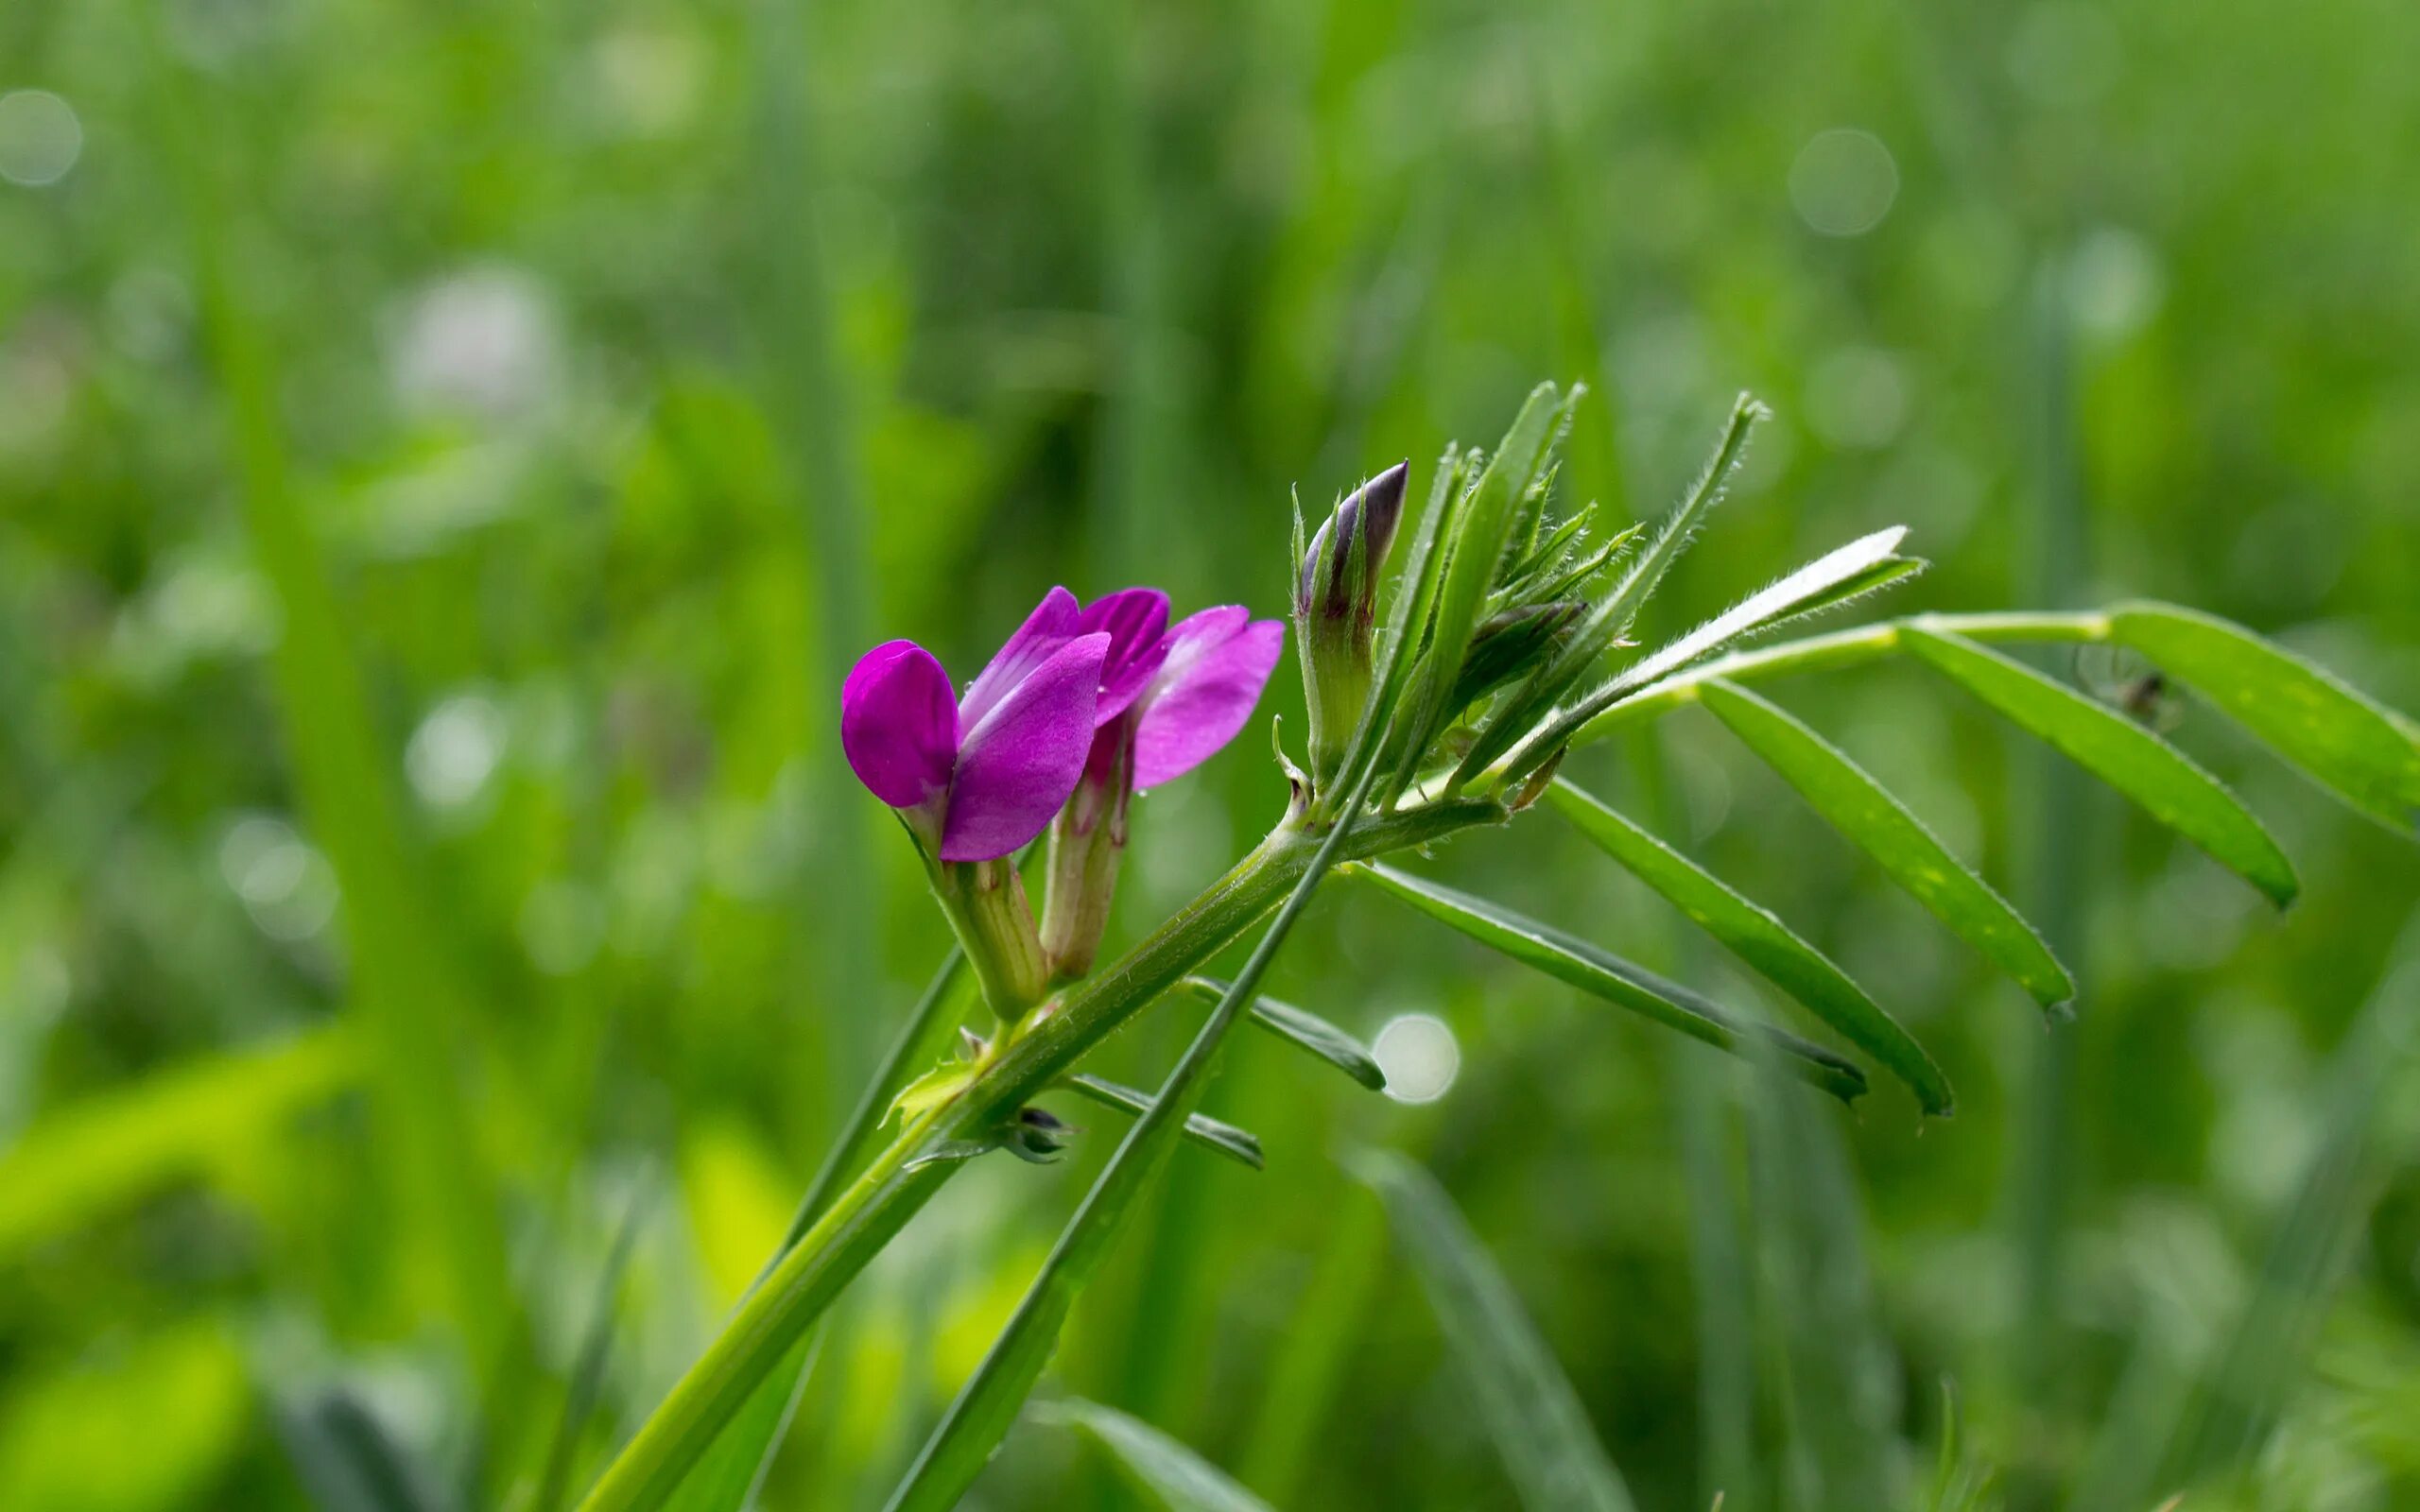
<box><xmin>1459</xmin><ymin>393</ymin><xmax>1766</xmax><ymax>785</ymax></box>
<box><xmin>1349</xmin><ymin>1149</ymin><xmax>1637</xmax><ymax>1512</ymax></box>
<box><xmin>1336</xmin><ymin>444</ymin><xmax>1466</xmax><ymax>807</ymax></box>
<box><xmin>1546</xmin><ymin>780</ymin><xmax>1951</xmax><ymax>1115</ymax></box>
<box><xmin>2109</xmin><ymin>601</ymin><xmax>2420</xmax><ymax>835</ymax></box>
<box><xmin>1342</xmin><ymin>862</ymin><xmax>1868</xmax><ymax>1103</ymax></box>
<box><xmin>1182</xmin><ymin>975</ymin><xmax>1386</xmax><ymax>1091</ymax></box>
<box><xmin>1063</xmin><ymin>1075</ymin><xmax>1265</xmax><ymax>1171</ymax></box>
<box><xmin>1569</xmin><ymin>528</ymin><xmax>1924</xmax><ymax>735</ymax></box>
<box><xmin>1903</xmin><ymin>624</ymin><xmax>2298</xmax><ymax>908</ymax></box>
<box><xmin>1392</xmin><ymin>384</ymin><xmax>1571</xmax><ymax>793</ymax></box>
<box><xmin>1033</xmin><ymin>1400</ymin><xmax>1276</xmax><ymax>1512</ymax></box>
<box><xmin>1499</xmin><ymin>536</ymin><xmax>1927</xmax><ymax>788</ymax></box>
<box><xmin>1698</xmin><ymin>679</ymin><xmax>2074</xmax><ymax>1015</ymax></box>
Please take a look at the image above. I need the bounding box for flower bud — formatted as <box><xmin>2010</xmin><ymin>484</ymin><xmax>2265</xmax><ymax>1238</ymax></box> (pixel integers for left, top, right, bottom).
<box><xmin>1448</xmin><ymin>600</ymin><xmax>1585</xmax><ymax>713</ymax></box>
<box><xmin>1296</xmin><ymin>461</ymin><xmax>1409</xmax><ymax>782</ymax></box>
<box><xmin>1006</xmin><ymin>1106</ymin><xmax>1076</xmax><ymax>1164</ymax></box>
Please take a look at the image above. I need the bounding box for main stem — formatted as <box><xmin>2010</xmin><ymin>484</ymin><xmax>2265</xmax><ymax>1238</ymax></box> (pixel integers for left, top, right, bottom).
<box><xmin>579</xmin><ymin>796</ymin><xmax>1501</xmax><ymax>1511</ymax></box>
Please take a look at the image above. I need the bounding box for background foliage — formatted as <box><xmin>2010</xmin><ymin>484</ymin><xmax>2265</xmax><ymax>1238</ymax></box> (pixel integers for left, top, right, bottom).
<box><xmin>5</xmin><ymin>0</ymin><xmax>2418</xmax><ymax>1507</ymax></box>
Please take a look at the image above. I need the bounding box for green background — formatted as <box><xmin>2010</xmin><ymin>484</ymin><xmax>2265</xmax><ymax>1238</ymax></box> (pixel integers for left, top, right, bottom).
<box><xmin>4</xmin><ymin>0</ymin><xmax>2418</xmax><ymax>1507</ymax></box>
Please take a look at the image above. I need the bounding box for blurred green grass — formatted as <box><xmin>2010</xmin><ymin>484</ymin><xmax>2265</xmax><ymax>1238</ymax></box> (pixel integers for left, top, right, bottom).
<box><xmin>5</xmin><ymin>0</ymin><xmax>2420</xmax><ymax>1507</ymax></box>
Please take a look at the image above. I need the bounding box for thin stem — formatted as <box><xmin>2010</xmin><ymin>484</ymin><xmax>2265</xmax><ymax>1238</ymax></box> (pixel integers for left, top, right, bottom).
<box><xmin>578</xmin><ymin>794</ymin><xmax>1504</xmax><ymax>1511</ymax></box>
<box><xmin>1565</xmin><ymin>610</ymin><xmax>2113</xmax><ymax>747</ymax></box>
<box><xmin>776</xmin><ymin>953</ymin><xmax>968</xmax><ymax>1273</ymax></box>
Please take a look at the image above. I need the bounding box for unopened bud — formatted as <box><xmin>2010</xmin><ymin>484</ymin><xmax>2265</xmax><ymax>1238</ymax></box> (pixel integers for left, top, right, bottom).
<box><xmin>1296</xmin><ymin>461</ymin><xmax>1409</xmax><ymax>782</ymax></box>
<box><xmin>1006</xmin><ymin>1106</ymin><xmax>1076</xmax><ymax>1164</ymax></box>
<box><xmin>1449</xmin><ymin>600</ymin><xmax>1585</xmax><ymax>713</ymax></box>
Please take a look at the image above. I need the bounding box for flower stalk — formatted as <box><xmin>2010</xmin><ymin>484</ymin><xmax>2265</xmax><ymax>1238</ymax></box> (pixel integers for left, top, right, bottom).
<box><xmin>923</xmin><ymin>852</ymin><xmax>1049</xmax><ymax>1020</ymax></box>
<box><xmin>573</xmin><ymin>793</ymin><xmax>1502</xmax><ymax>1512</ymax></box>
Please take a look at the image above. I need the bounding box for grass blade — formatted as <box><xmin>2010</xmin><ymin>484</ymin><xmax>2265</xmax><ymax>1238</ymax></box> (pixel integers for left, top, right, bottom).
<box><xmin>1181</xmin><ymin>975</ymin><xmax>1386</xmax><ymax>1091</ymax></box>
<box><xmin>1235</xmin><ymin>1183</ymin><xmax>1389</xmax><ymax>1501</ymax></box>
<box><xmin>535</xmin><ymin>1187</ymin><xmax>655</xmax><ymax>1512</ymax></box>
<box><xmin>658</xmin><ymin>1332</ymin><xmax>822</xmax><ymax>1512</ymax></box>
<box><xmin>2110</xmin><ymin>600</ymin><xmax>2420</xmax><ymax>834</ymax></box>
<box><xmin>1545</xmin><ymin>780</ymin><xmax>1951</xmax><ymax>1115</ymax></box>
<box><xmin>1341</xmin><ymin>862</ymin><xmax>1869</xmax><ymax>1103</ymax></box>
<box><xmin>643</xmin><ymin>957</ymin><xmax>967</xmax><ymax>1512</ymax></box>
<box><xmin>274</xmin><ymin>1387</ymin><xmax>456</xmax><ymax>1512</ymax></box>
<box><xmin>1063</xmin><ymin>1075</ymin><xmax>1266</xmax><ymax>1172</ymax></box>
<box><xmin>153</xmin><ymin>20</ymin><xmax>518</xmax><ymax>1379</ymax></box>
<box><xmin>1903</xmin><ymin>625</ymin><xmax>2299</xmax><ymax>908</ymax></box>
<box><xmin>1698</xmin><ymin>679</ymin><xmax>2075</xmax><ymax>1015</ymax></box>
<box><xmin>1349</xmin><ymin>1148</ymin><xmax>1637</xmax><ymax>1512</ymax></box>
<box><xmin>783</xmin><ymin>954</ymin><xmax>972</xmax><ymax>1264</ymax></box>
<box><xmin>1033</xmin><ymin>1400</ymin><xmax>1275</xmax><ymax>1512</ymax></box>
<box><xmin>0</xmin><ymin>1028</ymin><xmax>355</xmax><ymax>1261</ymax></box>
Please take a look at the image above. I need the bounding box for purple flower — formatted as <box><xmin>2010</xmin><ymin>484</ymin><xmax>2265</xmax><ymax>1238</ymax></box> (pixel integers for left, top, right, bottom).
<box><xmin>840</xmin><ymin>587</ymin><xmax>1112</xmax><ymax>863</ymax></box>
<box><xmin>1074</xmin><ymin>590</ymin><xmax>1286</xmax><ymax>794</ymax></box>
<box><xmin>1039</xmin><ymin>589</ymin><xmax>1284</xmax><ymax>978</ymax></box>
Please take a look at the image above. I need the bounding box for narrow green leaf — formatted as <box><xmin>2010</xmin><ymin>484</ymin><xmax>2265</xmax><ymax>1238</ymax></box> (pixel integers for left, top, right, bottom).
<box><xmin>1697</xmin><ymin>679</ymin><xmax>2075</xmax><ymax>1014</ymax></box>
<box><xmin>0</xmin><ymin>1028</ymin><xmax>357</xmax><ymax>1260</ymax></box>
<box><xmin>2109</xmin><ymin>600</ymin><xmax>2420</xmax><ymax>835</ymax></box>
<box><xmin>1458</xmin><ymin>393</ymin><xmax>1765</xmax><ymax>787</ymax></box>
<box><xmin>1181</xmin><ymin>975</ymin><xmax>1386</xmax><ymax>1091</ymax></box>
<box><xmin>274</xmin><ymin>1387</ymin><xmax>455</xmax><ymax>1512</ymax></box>
<box><xmin>1336</xmin><ymin>444</ymin><xmax>1463</xmax><ymax>810</ymax></box>
<box><xmin>786</xmin><ymin>954</ymin><xmax>971</xmax><ymax>1256</ymax></box>
<box><xmin>1032</xmin><ymin>1400</ymin><xmax>1275</xmax><ymax>1512</ymax></box>
<box><xmin>1520</xmin><ymin>528</ymin><xmax>1926</xmax><ymax>773</ymax></box>
<box><xmin>1063</xmin><ymin>1075</ymin><xmax>1265</xmax><ymax>1171</ymax></box>
<box><xmin>1903</xmin><ymin>624</ymin><xmax>2299</xmax><ymax>908</ymax></box>
<box><xmin>1350</xmin><ymin>1149</ymin><xmax>1637</xmax><ymax>1512</ymax></box>
<box><xmin>1235</xmin><ymin>1188</ymin><xmax>1389</xmax><ymax>1501</ymax></box>
<box><xmin>1342</xmin><ymin>862</ymin><xmax>1869</xmax><ymax>1103</ymax></box>
<box><xmin>1392</xmin><ymin>383</ymin><xmax>1569</xmax><ymax>794</ymax></box>
<box><xmin>1597</xmin><ymin>527</ymin><xmax>1916</xmax><ymax>720</ymax></box>
<box><xmin>1545</xmin><ymin>780</ymin><xmax>1951</xmax><ymax>1115</ymax></box>
<box><xmin>535</xmin><ymin>1188</ymin><xmax>655</xmax><ymax>1512</ymax></box>
<box><xmin>657</xmin><ymin>1333</ymin><xmax>821</xmax><ymax>1512</ymax></box>
<box><xmin>658</xmin><ymin>958</ymin><xmax>965</xmax><ymax>1512</ymax></box>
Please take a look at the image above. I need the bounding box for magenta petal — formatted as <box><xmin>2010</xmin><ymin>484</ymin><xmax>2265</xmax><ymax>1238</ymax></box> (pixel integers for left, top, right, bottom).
<box><xmin>840</xmin><ymin>640</ymin><xmax>959</xmax><ymax>810</ymax></box>
<box><xmin>1132</xmin><ymin>610</ymin><xmax>1286</xmax><ymax>789</ymax></box>
<box><xmin>959</xmin><ymin>585</ymin><xmax>1081</xmax><ymax>732</ymax></box>
<box><xmin>941</xmin><ymin>631</ymin><xmax>1111</xmax><ymax>862</ymax></box>
<box><xmin>1080</xmin><ymin>587</ymin><xmax>1172</xmax><ymax>724</ymax></box>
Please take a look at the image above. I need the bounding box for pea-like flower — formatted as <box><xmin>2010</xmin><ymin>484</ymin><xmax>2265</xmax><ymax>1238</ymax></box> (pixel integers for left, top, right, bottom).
<box><xmin>1040</xmin><ymin>590</ymin><xmax>1285</xmax><ymax>979</ymax></box>
<box><xmin>840</xmin><ymin>587</ymin><xmax>1112</xmax><ymax>864</ymax></box>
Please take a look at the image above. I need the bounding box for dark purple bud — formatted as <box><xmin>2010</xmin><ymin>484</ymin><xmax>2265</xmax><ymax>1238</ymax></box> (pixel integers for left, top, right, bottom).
<box><xmin>1297</xmin><ymin>461</ymin><xmax>1409</xmax><ymax>621</ymax></box>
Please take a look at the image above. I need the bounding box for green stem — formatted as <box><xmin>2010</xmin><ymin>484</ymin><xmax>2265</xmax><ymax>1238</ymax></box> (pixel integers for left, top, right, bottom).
<box><xmin>1566</xmin><ymin>610</ymin><xmax>2114</xmax><ymax>747</ymax></box>
<box><xmin>577</xmin><ymin>795</ymin><xmax>1502</xmax><ymax>1511</ymax></box>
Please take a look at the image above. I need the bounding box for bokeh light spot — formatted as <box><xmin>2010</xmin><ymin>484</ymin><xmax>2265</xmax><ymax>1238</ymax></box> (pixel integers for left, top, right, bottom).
<box><xmin>1789</xmin><ymin>128</ymin><xmax>1898</xmax><ymax>237</ymax></box>
<box><xmin>1806</xmin><ymin>346</ymin><xmax>1911</xmax><ymax>451</ymax></box>
<box><xmin>406</xmin><ymin>695</ymin><xmax>508</xmax><ymax>810</ymax></box>
<box><xmin>1374</xmin><ymin>1013</ymin><xmax>1461</xmax><ymax>1105</ymax></box>
<box><xmin>0</xmin><ymin>91</ymin><xmax>82</xmax><ymax>186</ymax></box>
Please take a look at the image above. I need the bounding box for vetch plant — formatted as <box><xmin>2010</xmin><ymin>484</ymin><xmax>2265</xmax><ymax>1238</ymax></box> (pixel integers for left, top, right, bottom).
<box><xmin>577</xmin><ymin>382</ymin><xmax>2420</xmax><ymax>1510</ymax></box>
